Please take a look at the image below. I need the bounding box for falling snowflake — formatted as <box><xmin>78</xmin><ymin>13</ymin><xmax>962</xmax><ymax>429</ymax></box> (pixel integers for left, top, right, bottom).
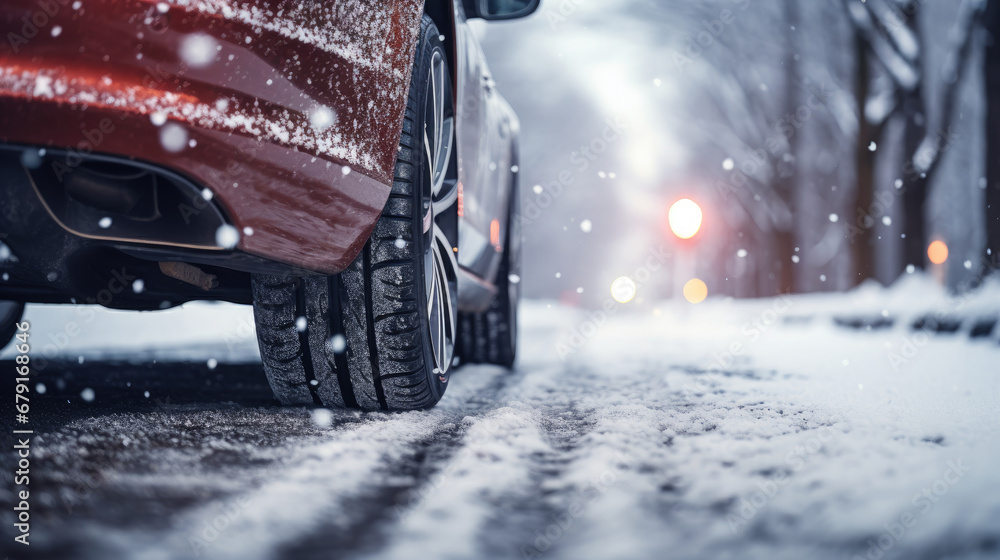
<box><xmin>295</xmin><ymin>316</ymin><xmax>308</xmax><ymax>332</ymax></box>
<box><xmin>159</xmin><ymin>123</ymin><xmax>188</xmax><ymax>153</ymax></box>
<box><xmin>180</xmin><ymin>34</ymin><xmax>218</xmax><ymax>68</ymax></box>
<box><xmin>311</xmin><ymin>409</ymin><xmax>334</xmax><ymax>428</ymax></box>
<box><xmin>80</xmin><ymin>388</ymin><xmax>95</xmax><ymax>402</ymax></box>
<box><xmin>215</xmin><ymin>224</ymin><xmax>240</xmax><ymax>249</ymax></box>
<box><xmin>309</xmin><ymin>105</ymin><xmax>337</xmax><ymax>131</ymax></box>
<box><xmin>328</xmin><ymin>334</ymin><xmax>347</xmax><ymax>354</ymax></box>
<box><xmin>579</xmin><ymin>219</ymin><xmax>592</xmax><ymax>233</ymax></box>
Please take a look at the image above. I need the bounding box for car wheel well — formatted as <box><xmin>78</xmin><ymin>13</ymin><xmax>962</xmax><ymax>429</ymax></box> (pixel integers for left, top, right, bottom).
<box><xmin>424</xmin><ymin>0</ymin><xmax>458</xmax><ymax>103</ymax></box>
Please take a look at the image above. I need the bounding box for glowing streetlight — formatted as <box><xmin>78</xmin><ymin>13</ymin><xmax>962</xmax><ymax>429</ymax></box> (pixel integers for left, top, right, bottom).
<box><xmin>668</xmin><ymin>198</ymin><xmax>703</xmax><ymax>240</ymax></box>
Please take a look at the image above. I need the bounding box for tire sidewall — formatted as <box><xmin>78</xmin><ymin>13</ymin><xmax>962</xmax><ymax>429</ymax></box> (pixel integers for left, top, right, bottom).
<box><xmin>410</xmin><ymin>22</ymin><xmax>456</xmax><ymax>398</ymax></box>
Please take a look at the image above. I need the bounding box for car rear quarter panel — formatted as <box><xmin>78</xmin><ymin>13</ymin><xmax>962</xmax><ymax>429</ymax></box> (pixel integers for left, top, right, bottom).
<box><xmin>0</xmin><ymin>0</ymin><xmax>424</xmax><ymax>273</ymax></box>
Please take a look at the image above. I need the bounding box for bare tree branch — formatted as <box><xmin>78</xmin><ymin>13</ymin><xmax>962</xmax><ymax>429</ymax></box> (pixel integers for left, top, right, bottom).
<box><xmin>913</xmin><ymin>0</ymin><xmax>987</xmax><ymax>176</ymax></box>
<box><xmin>842</xmin><ymin>0</ymin><xmax>921</xmax><ymax>90</ymax></box>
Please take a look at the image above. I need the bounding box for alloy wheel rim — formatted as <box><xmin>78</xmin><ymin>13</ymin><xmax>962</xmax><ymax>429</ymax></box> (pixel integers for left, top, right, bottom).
<box><xmin>422</xmin><ymin>49</ymin><xmax>458</xmax><ymax>378</ymax></box>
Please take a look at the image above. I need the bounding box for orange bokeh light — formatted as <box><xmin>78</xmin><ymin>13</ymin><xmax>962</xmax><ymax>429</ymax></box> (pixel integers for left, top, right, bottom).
<box><xmin>683</xmin><ymin>278</ymin><xmax>708</xmax><ymax>304</ymax></box>
<box><xmin>928</xmin><ymin>240</ymin><xmax>949</xmax><ymax>265</ymax></box>
<box><xmin>668</xmin><ymin>198</ymin><xmax>703</xmax><ymax>240</ymax></box>
<box><xmin>490</xmin><ymin>218</ymin><xmax>501</xmax><ymax>250</ymax></box>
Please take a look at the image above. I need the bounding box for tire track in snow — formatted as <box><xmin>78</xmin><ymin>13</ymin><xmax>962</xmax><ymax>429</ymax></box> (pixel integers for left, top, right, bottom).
<box><xmin>360</xmin><ymin>363</ymin><xmax>637</xmax><ymax>560</ymax></box>
<box><xmin>121</xmin><ymin>411</ymin><xmax>448</xmax><ymax>560</ymax></box>
<box><xmin>274</xmin><ymin>365</ymin><xmax>524</xmax><ymax>558</ymax></box>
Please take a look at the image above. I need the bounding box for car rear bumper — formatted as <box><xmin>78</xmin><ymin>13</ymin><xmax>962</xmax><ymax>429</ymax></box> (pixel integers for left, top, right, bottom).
<box><xmin>0</xmin><ymin>0</ymin><xmax>423</xmax><ymax>274</ymax></box>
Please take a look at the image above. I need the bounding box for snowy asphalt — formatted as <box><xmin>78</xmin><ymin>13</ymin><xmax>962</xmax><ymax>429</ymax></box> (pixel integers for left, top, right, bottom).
<box><xmin>2</xmin><ymin>278</ymin><xmax>1000</xmax><ymax>560</ymax></box>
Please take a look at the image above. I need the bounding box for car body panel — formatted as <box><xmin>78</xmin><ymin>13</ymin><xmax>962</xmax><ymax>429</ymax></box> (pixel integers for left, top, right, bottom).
<box><xmin>0</xmin><ymin>0</ymin><xmax>424</xmax><ymax>274</ymax></box>
<box><xmin>0</xmin><ymin>0</ymin><xmax>526</xmax><ymax>311</ymax></box>
<box><xmin>452</xmin><ymin>0</ymin><xmax>518</xmax><ymax>288</ymax></box>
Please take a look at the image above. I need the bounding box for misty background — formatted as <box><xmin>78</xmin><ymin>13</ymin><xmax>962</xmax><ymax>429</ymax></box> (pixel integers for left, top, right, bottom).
<box><xmin>473</xmin><ymin>0</ymin><xmax>997</xmax><ymax>306</ymax></box>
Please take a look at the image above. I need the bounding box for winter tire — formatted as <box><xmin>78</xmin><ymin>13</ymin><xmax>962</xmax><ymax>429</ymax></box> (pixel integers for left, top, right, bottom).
<box><xmin>251</xmin><ymin>15</ymin><xmax>459</xmax><ymax>411</ymax></box>
<box><xmin>457</xmin><ymin>175</ymin><xmax>521</xmax><ymax>368</ymax></box>
<box><xmin>0</xmin><ymin>300</ymin><xmax>25</xmax><ymax>350</ymax></box>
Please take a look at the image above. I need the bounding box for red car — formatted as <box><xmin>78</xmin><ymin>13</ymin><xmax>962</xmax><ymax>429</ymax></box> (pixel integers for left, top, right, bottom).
<box><xmin>0</xmin><ymin>0</ymin><xmax>537</xmax><ymax>410</ymax></box>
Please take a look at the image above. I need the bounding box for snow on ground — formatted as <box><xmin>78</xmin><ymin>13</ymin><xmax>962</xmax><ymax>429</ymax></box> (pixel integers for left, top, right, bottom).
<box><xmin>6</xmin><ymin>274</ymin><xmax>1000</xmax><ymax>560</ymax></box>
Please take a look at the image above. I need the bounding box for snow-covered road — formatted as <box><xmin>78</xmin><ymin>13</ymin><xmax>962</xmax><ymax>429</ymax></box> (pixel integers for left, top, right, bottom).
<box><xmin>3</xmin><ymin>276</ymin><xmax>1000</xmax><ymax>560</ymax></box>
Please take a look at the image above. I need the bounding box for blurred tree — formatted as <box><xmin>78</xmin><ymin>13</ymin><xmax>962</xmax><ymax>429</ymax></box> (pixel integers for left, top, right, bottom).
<box><xmin>850</xmin><ymin>23</ymin><xmax>878</xmax><ymax>285</ymax></box>
<box><xmin>844</xmin><ymin>0</ymin><xmax>985</xmax><ymax>282</ymax></box>
<box><xmin>774</xmin><ymin>0</ymin><xmax>801</xmax><ymax>294</ymax></box>
<box><xmin>843</xmin><ymin>0</ymin><xmax>919</xmax><ymax>283</ymax></box>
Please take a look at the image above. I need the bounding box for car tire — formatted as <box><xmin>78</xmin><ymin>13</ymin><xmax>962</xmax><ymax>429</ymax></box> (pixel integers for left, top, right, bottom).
<box><xmin>251</xmin><ymin>15</ymin><xmax>459</xmax><ymax>411</ymax></box>
<box><xmin>457</xmin><ymin>175</ymin><xmax>521</xmax><ymax>368</ymax></box>
<box><xmin>0</xmin><ymin>301</ymin><xmax>25</xmax><ymax>350</ymax></box>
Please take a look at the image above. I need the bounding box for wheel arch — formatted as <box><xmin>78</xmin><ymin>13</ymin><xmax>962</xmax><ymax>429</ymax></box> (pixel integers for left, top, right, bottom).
<box><xmin>424</xmin><ymin>0</ymin><xmax>460</xmax><ymax>106</ymax></box>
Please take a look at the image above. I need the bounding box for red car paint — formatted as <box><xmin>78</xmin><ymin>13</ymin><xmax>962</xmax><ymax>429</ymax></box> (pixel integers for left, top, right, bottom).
<box><xmin>0</xmin><ymin>0</ymin><xmax>423</xmax><ymax>273</ymax></box>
